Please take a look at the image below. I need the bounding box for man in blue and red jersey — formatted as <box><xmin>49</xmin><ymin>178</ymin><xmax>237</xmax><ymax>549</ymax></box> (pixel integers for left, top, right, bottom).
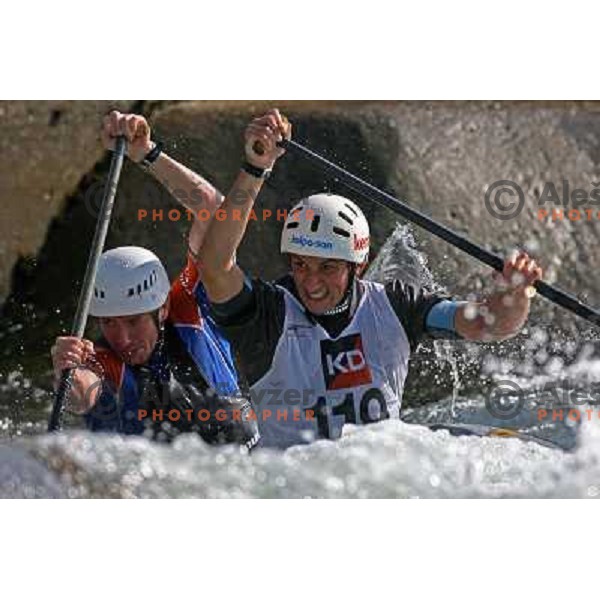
<box><xmin>50</xmin><ymin>111</ymin><xmax>258</xmax><ymax>448</ymax></box>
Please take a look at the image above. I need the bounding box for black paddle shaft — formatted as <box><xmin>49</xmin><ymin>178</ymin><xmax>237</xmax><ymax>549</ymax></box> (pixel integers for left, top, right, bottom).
<box><xmin>278</xmin><ymin>138</ymin><xmax>600</xmax><ymax>329</ymax></box>
<box><xmin>48</xmin><ymin>137</ymin><xmax>127</xmax><ymax>432</ymax></box>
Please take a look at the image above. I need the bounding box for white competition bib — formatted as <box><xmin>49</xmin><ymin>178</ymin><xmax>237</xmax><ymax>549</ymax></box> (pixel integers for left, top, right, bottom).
<box><xmin>251</xmin><ymin>280</ymin><xmax>411</xmax><ymax>448</ymax></box>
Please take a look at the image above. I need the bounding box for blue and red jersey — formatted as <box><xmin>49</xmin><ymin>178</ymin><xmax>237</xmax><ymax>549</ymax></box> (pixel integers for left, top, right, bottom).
<box><xmin>84</xmin><ymin>257</ymin><xmax>240</xmax><ymax>433</ymax></box>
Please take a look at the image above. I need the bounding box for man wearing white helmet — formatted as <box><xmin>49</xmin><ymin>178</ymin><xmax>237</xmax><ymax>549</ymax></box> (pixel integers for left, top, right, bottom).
<box><xmin>50</xmin><ymin>111</ymin><xmax>259</xmax><ymax>448</ymax></box>
<box><xmin>199</xmin><ymin>109</ymin><xmax>543</xmax><ymax>449</ymax></box>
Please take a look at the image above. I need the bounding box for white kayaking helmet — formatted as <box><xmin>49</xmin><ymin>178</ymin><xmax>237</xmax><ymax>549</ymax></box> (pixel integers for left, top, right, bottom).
<box><xmin>90</xmin><ymin>246</ymin><xmax>171</xmax><ymax>317</ymax></box>
<box><xmin>280</xmin><ymin>194</ymin><xmax>370</xmax><ymax>263</ymax></box>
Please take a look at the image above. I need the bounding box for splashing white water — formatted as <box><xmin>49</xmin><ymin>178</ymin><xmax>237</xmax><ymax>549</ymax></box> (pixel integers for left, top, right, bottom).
<box><xmin>1</xmin><ymin>412</ymin><xmax>600</xmax><ymax>499</ymax></box>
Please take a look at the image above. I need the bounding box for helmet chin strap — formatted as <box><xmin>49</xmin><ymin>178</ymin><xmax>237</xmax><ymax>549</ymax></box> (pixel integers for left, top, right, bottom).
<box><xmin>150</xmin><ymin>309</ymin><xmax>165</xmax><ymax>332</ymax></box>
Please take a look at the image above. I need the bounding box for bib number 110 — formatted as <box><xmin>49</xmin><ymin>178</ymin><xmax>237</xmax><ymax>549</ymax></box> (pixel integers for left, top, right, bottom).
<box><xmin>304</xmin><ymin>388</ymin><xmax>389</xmax><ymax>439</ymax></box>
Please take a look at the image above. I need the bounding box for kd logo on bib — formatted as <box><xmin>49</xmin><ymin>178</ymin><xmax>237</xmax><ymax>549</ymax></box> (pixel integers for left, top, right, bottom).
<box><xmin>320</xmin><ymin>334</ymin><xmax>373</xmax><ymax>390</ymax></box>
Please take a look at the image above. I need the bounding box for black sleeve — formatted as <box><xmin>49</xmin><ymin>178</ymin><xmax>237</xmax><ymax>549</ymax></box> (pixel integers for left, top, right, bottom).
<box><xmin>209</xmin><ymin>277</ymin><xmax>286</xmax><ymax>386</ymax></box>
<box><xmin>384</xmin><ymin>280</ymin><xmax>449</xmax><ymax>351</ymax></box>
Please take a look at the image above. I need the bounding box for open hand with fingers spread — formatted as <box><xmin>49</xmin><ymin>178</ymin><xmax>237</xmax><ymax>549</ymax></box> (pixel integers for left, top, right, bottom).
<box><xmin>495</xmin><ymin>250</ymin><xmax>543</xmax><ymax>298</ymax></box>
<box><xmin>456</xmin><ymin>250</ymin><xmax>544</xmax><ymax>341</ymax></box>
<box><xmin>475</xmin><ymin>250</ymin><xmax>544</xmax><ymax>339</ymax></box>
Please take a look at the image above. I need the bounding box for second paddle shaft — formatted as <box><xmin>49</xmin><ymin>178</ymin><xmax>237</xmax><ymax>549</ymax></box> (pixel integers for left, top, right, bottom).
<box><xmin>274</xmin><ymin>137</ymin><xmax>600</xmax><ymax>328</ymax></box>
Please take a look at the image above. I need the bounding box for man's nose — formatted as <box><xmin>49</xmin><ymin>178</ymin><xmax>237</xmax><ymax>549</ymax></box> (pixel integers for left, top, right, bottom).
<box><xmin>303</xmin><ymin>272</ymin><xmax>324</xmax><ymax>291</ymax></box>
<box><xmin>111</xmin><ymin>325</ymin><xmax>131</xmax><ymax>348</ymax></box>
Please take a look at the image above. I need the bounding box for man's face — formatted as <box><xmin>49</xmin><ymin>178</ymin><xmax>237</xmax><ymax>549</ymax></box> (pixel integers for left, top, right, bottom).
<box><xmin>98</xmin><ymin>312</ymin><xmax>161</xmax><ymax>365</ymax></box>
<box><xmin>289</xmin><ymin>254</ymin><xmax>353</xmax><ymax>315</ymax></box>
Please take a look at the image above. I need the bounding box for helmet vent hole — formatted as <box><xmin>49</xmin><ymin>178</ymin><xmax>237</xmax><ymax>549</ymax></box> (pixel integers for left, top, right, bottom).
<box><xmin>338</xmin><ymin>211</ymin><xmax>353</xmax><ymax>225</ymax></box>
<box><xmin>310</xmin><ymin>215</ymin><xmax>321</xmax><ymax>232</ymax></box>
<box><xmin>344</xmin><ymin>203</ymin><xmax>359</xmax><ymax>217</ymax></box>
<box><xmin>286</xmin><ymin>221</ymin><xmax>299</xmax><ymax>229</ymax></box>
<box><xmin>137</xmin><ymin>284</ymin><xmax>142</xmax><ymax>295</ymax></box>
<box><xmin>333</xmin><ymin>227</ymin><xmax>350</xmax><ymax>238</ymax></box>
<box><xmin>100</xmin><ymin>291</ymin><xmax>105</xmax><ymax>299</ymax></box>
<box><xmin>128</xmin><ymin>288</ymin><xmax>135</xmax><ymax>297</ymax></box>
<box><xmin>144</xmin><ymin>280</ymin><xmax>148</xmax><ymax>291</ymax></box>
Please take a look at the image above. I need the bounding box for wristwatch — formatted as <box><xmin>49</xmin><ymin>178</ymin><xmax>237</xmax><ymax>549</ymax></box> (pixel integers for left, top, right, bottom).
<box><xmin>140</xmin><ymin>141</ymin><xmax>163</xmax><ymax>169</ymax></box>
<box><xmin>242</xmin><ymin>161</ymin><xmax>272</xmax><ymax>180</ymax></box>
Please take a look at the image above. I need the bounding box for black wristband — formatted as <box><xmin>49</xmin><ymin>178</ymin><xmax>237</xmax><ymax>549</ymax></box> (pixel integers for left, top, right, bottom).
<box><xmin>141</xmin><ymin>141</ymin><xmax>163</xmax><ymax>168</ymax></box>
<box><xmin>242</xmin><ymin>161</ymin><xmax>271</xmax><ymax>180</ymax></box>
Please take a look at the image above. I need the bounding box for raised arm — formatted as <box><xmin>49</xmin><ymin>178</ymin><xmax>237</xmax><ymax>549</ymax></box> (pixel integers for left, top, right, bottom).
<box><xmin>199</xmin><ymin>109</ymin><xmax>291</xmax><ymax>303</ymax></box>
<box><xmin>455</xmin><ymin>251</ymin><xmax>543</xmax><ymax>342</ymax></box>
<box><xmin>102</xmin><ymin>110</ymin><xmax>223</xmax><ymax>258</ymax></box>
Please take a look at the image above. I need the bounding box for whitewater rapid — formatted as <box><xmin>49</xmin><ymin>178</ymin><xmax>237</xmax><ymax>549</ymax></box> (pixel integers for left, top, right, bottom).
<box><xmin>3</xmin><ymin>355</ymin><xmax>600</xmax><ymax>498</ymax></box>
<box><xmin>2</xmin><ymin>402</ymin><xmax>600</xmax><ymax>499</ymax></box>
